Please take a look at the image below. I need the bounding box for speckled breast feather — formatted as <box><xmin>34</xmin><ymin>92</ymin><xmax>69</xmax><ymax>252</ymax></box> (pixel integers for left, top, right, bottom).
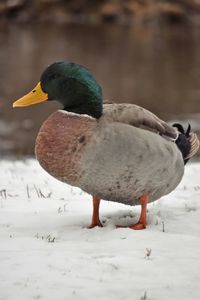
<box><xmin>35</xmin><ymin>111</ymin><xmax>96</xmax><ymax>185</ymax></box>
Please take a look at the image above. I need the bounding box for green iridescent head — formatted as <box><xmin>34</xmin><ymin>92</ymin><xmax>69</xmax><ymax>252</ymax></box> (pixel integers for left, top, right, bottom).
<box><xmin>13</xmin><ymin>61</ymin><xmax>103</xmax><ymax>119</ymax></box>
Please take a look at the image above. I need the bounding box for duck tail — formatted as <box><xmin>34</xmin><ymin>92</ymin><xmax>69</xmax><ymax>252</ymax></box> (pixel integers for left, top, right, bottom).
<box><xmin>172</xmin><ymin>123</ymin><xmax>200</xmax><ymax>164</ymax></box>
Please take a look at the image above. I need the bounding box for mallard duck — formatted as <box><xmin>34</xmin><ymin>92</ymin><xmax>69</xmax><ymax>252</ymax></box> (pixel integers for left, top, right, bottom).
<box><xmin>13</xmin><ymin>62</ymin><xmax>199</xmax><ymax>229</ymax></box>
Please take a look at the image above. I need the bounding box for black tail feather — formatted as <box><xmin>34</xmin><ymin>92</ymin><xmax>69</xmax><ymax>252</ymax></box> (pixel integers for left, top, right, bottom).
<box><xmin>172</xmin><ymin>123</ymin><xmax>199</xmax><ymax>164</ymax></box>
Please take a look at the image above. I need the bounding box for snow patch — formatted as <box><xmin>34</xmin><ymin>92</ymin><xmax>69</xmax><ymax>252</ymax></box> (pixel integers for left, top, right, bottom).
<box><xmin>0</xmin><ymin>159</ymin><xmax>200</xmax><ymax>300</ymax></box>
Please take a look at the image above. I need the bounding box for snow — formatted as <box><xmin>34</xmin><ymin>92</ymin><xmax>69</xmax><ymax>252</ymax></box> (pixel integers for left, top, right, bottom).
<box><xmin>0</xmin><ymin>159</ymin><xmax>200</xmax><ymax>300</ymax></box>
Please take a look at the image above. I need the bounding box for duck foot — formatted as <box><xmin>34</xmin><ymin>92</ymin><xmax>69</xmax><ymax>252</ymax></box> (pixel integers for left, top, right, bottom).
<box><xmin>116</xmin><ymin>222</ymin><xmax>146</xmax><ymax>230</ymax></box>
<box><xmin>116</xmin><ymin>195</ymin><xmax>149</xmax><ymax>230</ymax></box>
<box><xmin>87</xmin><ymin>221</ymin><xmax>103</xmax><ymax>229</ymax></box>
<box><xmin>87</xmin><ymin>196</ymin><xmax>103</xmax><ymax>229</ymax></box>
<box><xmin>129</xmin><ymin>222</ymin><xmax>146</xmax><ymax>230</ymax></box>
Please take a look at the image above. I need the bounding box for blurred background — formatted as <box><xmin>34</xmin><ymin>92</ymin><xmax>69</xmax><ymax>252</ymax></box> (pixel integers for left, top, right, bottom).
<box><xmin>1</xmin><ymin>0</ymin><xmax>200</xmax><ymax>157</ymax></box>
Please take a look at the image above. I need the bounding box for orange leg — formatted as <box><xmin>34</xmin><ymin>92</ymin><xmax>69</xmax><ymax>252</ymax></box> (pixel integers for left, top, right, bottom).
<box><xmin>117</xmin><ymin>195</ymin><xmax>149</xmax><ymax>230</ymax></box>
<box><xmin>129</xmin><ymin>195</ymin><xmax>149</xmax><ymax>230</ymax></box>
<box><xmin>88</xmin><ymin>196</ymin><xmax>103</xmax><ymax>228</ymax></box>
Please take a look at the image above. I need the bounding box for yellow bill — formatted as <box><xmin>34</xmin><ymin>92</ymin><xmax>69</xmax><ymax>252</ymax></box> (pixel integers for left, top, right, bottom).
<box><xmin>13</xmin><ymin>82</ymin><xmax>48</xmax><ymax>107</ymax></box>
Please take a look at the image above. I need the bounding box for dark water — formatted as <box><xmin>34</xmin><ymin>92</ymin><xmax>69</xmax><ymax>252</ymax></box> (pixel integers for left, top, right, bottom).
<box><xmin>1</xmin><ymin>22</ymin><xmax>200</xmax><ymax>156</ymax></box>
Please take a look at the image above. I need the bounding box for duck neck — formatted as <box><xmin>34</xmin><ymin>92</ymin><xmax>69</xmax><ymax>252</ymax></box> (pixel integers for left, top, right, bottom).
<box><xmin>63</xmin><ymin>96</ymin><xmax>103</xmax><ymax>119</ymax></box>
<box><xmin>61</xmin><ymin>77</ymin><xmax>103</xmax><ymax>118</ymax></box>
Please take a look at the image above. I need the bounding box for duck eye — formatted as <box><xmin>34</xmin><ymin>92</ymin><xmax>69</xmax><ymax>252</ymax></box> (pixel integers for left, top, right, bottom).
<box><xmin>49</xmin><ymin>74</ymin><xmax>60</xmax><ymax>80</ymax></box>
<box><xmin>48</xmin><ymin>74</ymin><xmax>57</xmax><ymax>80</ymax></box>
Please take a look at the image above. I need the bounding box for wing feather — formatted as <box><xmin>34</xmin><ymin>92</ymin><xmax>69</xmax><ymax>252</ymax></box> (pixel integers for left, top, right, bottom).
<box><xmin>103</xmin><ymin>103</ymin><xmax>178</xmax><ymax>140</ymax></box>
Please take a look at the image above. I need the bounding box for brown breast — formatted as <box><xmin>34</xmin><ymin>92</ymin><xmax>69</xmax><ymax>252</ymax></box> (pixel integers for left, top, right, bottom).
<box><xmin>35</xmin><ymin>111</ymin><xmax>96</xmax><ymax>185</ymax></box>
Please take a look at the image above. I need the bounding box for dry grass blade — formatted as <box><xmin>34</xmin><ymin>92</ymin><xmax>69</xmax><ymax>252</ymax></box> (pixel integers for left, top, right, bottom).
<box><xmin>0</xmin><ymin>189</ymin><xmax>7</xmax><ymax>199</ymax></box>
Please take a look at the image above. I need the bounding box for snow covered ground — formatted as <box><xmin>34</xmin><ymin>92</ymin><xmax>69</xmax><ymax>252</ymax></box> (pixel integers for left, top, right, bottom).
<box><xmin>0</xmin><ymin>159</ymin><xmax>200</xmax><ymax>300</ymax></box>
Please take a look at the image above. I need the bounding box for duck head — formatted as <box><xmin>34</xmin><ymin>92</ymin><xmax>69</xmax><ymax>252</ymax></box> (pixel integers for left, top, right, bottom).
<box><xmin>13</xmin><ymin>62</ymin><xmax>103</xmax><ymax>118</ymax></box>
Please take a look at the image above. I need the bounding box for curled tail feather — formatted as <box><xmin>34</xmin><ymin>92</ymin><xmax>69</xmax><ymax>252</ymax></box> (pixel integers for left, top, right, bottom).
<box><xmin>185</xmin><ymin>132</ymin><xmax>200</xmax><ymax>160</ymax></box>
<box><xmin>173</xmin><ymin>123</ymin><xmax>200</xmax><ymax>164</ymax></box>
